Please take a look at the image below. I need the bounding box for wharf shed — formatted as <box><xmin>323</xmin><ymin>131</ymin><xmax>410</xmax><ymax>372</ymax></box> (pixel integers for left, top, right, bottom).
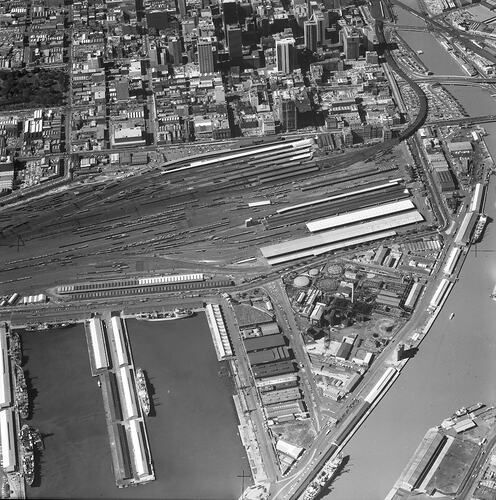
<box><xmin>88</xmin><ymin>318</ymin><xmax>109</xmax><ymax>371</ymax></box>
<box><xmin>0</xmin><ymin>327</ymin><xmax>10</xmax><ymax>408</ymax></box>
<box><xmin>443</xmin><ymin>247</ymin><xmax>462</xmax><ymax>276</ymax></box>
<box><xmin>252</xmin><ymin>360</ymin><xmax>296</xmax><ymax>379</ymax></box>
<box><xmin>100</xmin><ymin>371</ymin><xmax>123</xmax><ymax>422</ymax></box>
<box><xmin>401</xmin><ymin>429</ymin><xmax>447</xmax><ymax>491</ymax></box>
<box><xmin>454</xmin><ymin>211</ymin><xmax>478</xmax><ymax>246</ymax></box>
<box><xmin>244</xmin><ymin>334</ymin><xmax>286</xmax><ymax>352</ymax></box>
<box><xmin>306</xmin><ymin>199</ymin><xmax>416</xmax><ymax>232</ymax></box>
<box><xmin>119</xmin><ymin>366</ymin><xmax>139</xmax><ymax>420</ymax></box>
<box><xmin>110</xmin><ymin>316</ymin><xmax>130</xmax><ymax>367</ymax></box>
<box><xmin>469</xmin><ymin>183</ymin><xmax>484</xmax><ymax>213</ymax></box>
<box><xmin>108</xmin><ymin>423</ymin><xmax>132</xmax><ymax>482</ymax></box>
<box><xmin>0</xmin><ymin>408</ymin><xmax>15</xmax><ymax>472</ymax></box>
<box><xmin>128</xmin><ymin>419</ymin><xmax>150</xmax><ymax>479</ymax></box>
<box><xmin>429</xmin><ymin>279</ymin><xmax>450</xmax><ymax>310</ymax></box>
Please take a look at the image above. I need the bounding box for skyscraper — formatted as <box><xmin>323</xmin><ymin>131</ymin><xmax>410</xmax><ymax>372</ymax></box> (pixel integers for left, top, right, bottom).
<box><xmin>197</xmin><ymin>38</ymin><xmax>215</xmax><ymax>73</ymax></box>
<box><xmin>177</xmin><ymin>0</ymin><xmax>187</xmax><ymax>17</ymax></box>
<box><xmin>168</xmin><ymin>36</ymin><xmax>182</xmax><ymax>66</ymax></box>
<box><xmin>315</xmin><ymin>14</ymin><xmax>326</xmax><ymax>45</ymax></box>
<box><xmin>226</xmin><ymin>25</ymin><xmax>242</xmax><ymax>61</ymax></box>
<box><xmin>304</xmin><ymin>20</ymin><xmax>317</xmax><ymax>52</ymax></box>
<box><xmin>343</xmin><ymin>27</ymin><xmax>360</xmax><ymax>60</ymax></box>
<box><xmin>275</xmin><ymin>37</ymin><xmax>296</xmax><ymax>74</ymax></box>
<box><xmin>222</xmin><ymin>0</ymin><xmax>239</xmax><ymax>26</ymax></box>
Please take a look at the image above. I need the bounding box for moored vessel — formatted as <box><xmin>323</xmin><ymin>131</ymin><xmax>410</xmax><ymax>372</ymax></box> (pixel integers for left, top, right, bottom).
<box><xmin>15</xmin><ymin>366</ymin><xmax>29</xmax><ymax>419</ymax></box>
<box><xmin>472</xmin><ymin>214</ymin><xmax>488</xmax><ymax>243</ymax></box>
<box><xmin>302</xmin><ymin>453</ymin><xmax>344</xmax><ymax>500</ymax></box>
<box><xmin>135</xmin><ymin>368</ymin><xmax>150</xmax><ymax>416</ymax></box>
<box><xmin>19</xmin><ymin>425</ymin><xmax>35</xmax><ymax>486</ymax></box>
<box><xmin>136</xmin><ymin>308</ymin><xmax>193</xmax><ymax>322</ymax></box>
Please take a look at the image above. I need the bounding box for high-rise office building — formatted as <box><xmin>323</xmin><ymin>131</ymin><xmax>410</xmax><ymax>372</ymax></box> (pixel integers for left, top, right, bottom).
<box><xmin>197</xmin><ymin>38</ymin><xmax>215</xmax><ymax>73</ymax></box>
<box><xmin>303</xmin><ymin>20</ymin><xmax>317</xmax><ymax>52</ymax></box>
<box><xmin>275</xmin><ymin>37</ymin><xmax>296</xmax><ymax>74</ymax></box>
<box><xmin>177</xmin><ymin>0</ymin><xmax>187</xmax><ymax>17</ymax></box>
<box><xmin>315</xmin><ymin>14</ymin><xmax>326</xmax><ymax>44</ymax></box>
<box><xmin>276</xmin><ymin>97</ymin><xmax>297</xmax><ymax>132</ymax></box>
<box><xmin>222</xmin><ymin>0</ymin><xmax>239</xmax><ymax>26</ymax></box>
<box><xmin>343</xmin><ymin>28</ymin><xmax>360</xmax><ymax>60</ymax></box>
<box><xmin>168</xmin><ymin>36</ymin><xmax>182</xmax><ymax>66</ymax></box>
<box><xmin>226</xmin><ymin>25</ymin><xmax>242</xmax><ymax>60</ymax></box>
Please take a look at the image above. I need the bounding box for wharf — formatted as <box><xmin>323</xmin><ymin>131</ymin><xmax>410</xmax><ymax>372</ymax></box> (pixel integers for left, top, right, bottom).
<box><xmin>85</xmin><ymin>312</ymin><xmax>155</xmax><ymax>487</ymax></box>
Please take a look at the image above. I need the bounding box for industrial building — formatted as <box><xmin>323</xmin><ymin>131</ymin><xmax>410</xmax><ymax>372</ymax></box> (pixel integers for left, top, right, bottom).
<box><xmin>310</xmin><ymin>302</ymin><xmax>326</xmax><ymax>324</ymax></box>
<box><xmin>261</xmin><ymin>387</ymin><xmax>301</xmax><ymax>405</ymax></box>
<box><xmin>57</xmin><ymin>273</ymin><xmax>205</xmax><ymax>294</ymax></box>
<box><xmin>401</xmin><ymin>429</ymin><xmax>448</xmax><ymax>491</ymax></box>
<box><xmin>255</xmin><ymin>373</ymin><xmax>298</xmax><ymax>388</ymax></box>
<box><xmin>205</xmin><ymin>303</ymin><xmax>233</xmax><ymax>360</ymax></box>
<box><xmin>276</xmin><ymin>439</ymin><xmax>304</xmax><ymax>461</ymax></box>
<box><xmin>252</xmin><ymin>360</ymin><xmax>296</xmax><ymax>379</ymax></box>
<box><xmin>0</xmin><ymin>408</ymin><xmax>15</xmax><ymax>472</ymax></box>
<box><xmin>261</xmin><ymin>210</ymin><xmax>423</xmax><ymax>265</ymax></box>
<box><xmin>404</xmin><ymin>282</ymin><xmax>424</xmax><ymax>310</ymax></box>
<box><xmin>260</xmin><ymin>322</ymin><xmax>280</xmax><ymax>336</ymax></box>
<box><xmin>306</xmin><ymin>199</ymin><xmax>416</xmax><ymax>232</ymax></box>
<box><xmin>248</xmin><ymin>346</ymin><xmax>290</xmax><ymax>365</ymax></box>
<box><xmin>265</xmin><ymin>400</ymin><xmax>306</xmax><ymax>420</ymax></box>
<box><xmin>244</xmin><ymin>334</ymin><xmax>286</xmax><ymax>352</ymax></box>
<box><xmin>429</xmin><ymin>279</ymin><xmax>450</xmax><ymax>310</ymax></box>
<box><xmin>119</xmin><ymin>366</ymin><xmax>139</xmax><ymax>420</ymax></box>
<box><xmin>108</xmin><ymin>423</ymin><xmax>132</xmax><ymax>483</ymax></box>
<box><xmin>469</xmin><ymin>183</ymin><xmax>484</xmax><ymax>213</ymax></box>
<box><xmin>454</xmin><ymin>211</ymin><xmax>478</xmax><ymax>246</ymax></box>
<box><xmin>100</xmin><ymin>371</ymin><xmax>123</xmax><ymax>422</ymax></box>
<box><xmin>443</xmin><ymin>247</ymin><xmax>462</xmax><ymax>277</ymax></box>
<box><xmin>128</xmin><ymin>419</ymin><xmax>151</xmax><ymax>479</ymax></box>
<box><xmin>87</xmin><ymin>318</ymin><xmax>109</xmax><ymax>372</ymax></box>
<box><xmin>110</xmin><ymin>316</ymin><xmax>130</xmax><ymax>367</ymax></box>
<box><xmin>0</xmin><ymin>327</ymin><xmax>11</xmax><ymax>409</ymax></box>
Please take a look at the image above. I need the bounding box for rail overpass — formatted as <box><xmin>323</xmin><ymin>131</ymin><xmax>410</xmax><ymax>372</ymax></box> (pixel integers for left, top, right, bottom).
<box><xmin>426</xmin><ymin>114</ymin><xmax>496</xmax><ymax>126</ymax></box>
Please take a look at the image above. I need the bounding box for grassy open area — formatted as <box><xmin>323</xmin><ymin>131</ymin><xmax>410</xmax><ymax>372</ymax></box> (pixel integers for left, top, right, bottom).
<box><xmin>0</xmin><ymin>68</ymin><xmax>68</xmax><ymax>109</ymax></box>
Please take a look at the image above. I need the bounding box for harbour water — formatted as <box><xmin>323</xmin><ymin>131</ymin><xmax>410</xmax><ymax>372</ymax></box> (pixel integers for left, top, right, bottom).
<box><xmin>325</xmin><ymin>24</ymin><xmax>496</xmax><ymax>500</ymax></box>
<box><xmin>20</xmin><ymin>314</ymin><xmax>249</xmax><ymax>499</ymax></box>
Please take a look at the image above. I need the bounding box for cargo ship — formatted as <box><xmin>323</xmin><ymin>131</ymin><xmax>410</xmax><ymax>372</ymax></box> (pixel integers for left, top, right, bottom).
<box><xmin>491</xmin><ymin>283</ymin><xmax>496</xmax><ymax>301</ymax></box>
<box><xmin>9</xmin><ymin>330</ymin><xmax>22</xmax><ymax>366</ymax></box>
<box><xmin>15</xmin><ymin>366</ymin><xmax>29</xmax><ymax>419</ymax></box>
<box><xmin>472</xmin><ymin>214</ymin><xmax>488</xmax><ymax>243</ymax></box>
<box><xmin>136</xmin><ymin>308</ymin><xmax>193</xmax><ymax>321</ymax></box>
<box><xmin>25</xmin><ymin>322</ymin><xmax>73</xmax><ymax>331</ymax></box>
<box><xmin>19</xmin><ymin>425</ymin><xmax>35</xmax><ymax>486</ymax></box>
<box><xmin>302</xmin><ymin>453</ymin><xmax>344</xmax><ymax>500</ymax></box>
<box><xmin>135</xmin><ymin>368</ymin><xmax>150</xmax><ymax>416</ymax></box>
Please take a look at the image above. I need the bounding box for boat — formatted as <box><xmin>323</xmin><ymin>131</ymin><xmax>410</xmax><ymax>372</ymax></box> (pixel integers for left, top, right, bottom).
<box><xmin>472</xmin><ymin>214</ymin><xmax>488</xmax><ymax>243</ymax></box>
<box><xmin>9</xmin><ymin>331</ymin><xmax>22</xmax><ymax>366</ymax></box>
<box><xmin>449</xmin><ymin>313</ymin><xmax>455</xmax><ymax>320</ymax></box>
<box><xmin>136</xmin><ymin>308</ymin><xmax>193</xmax><ymax>321</ymax></box>
<box><xmin>302</xmin><ymin>453</ymin><xmax>344</xmax><ymax>500</ymax></box>
<box><xmin>19</xmin><ymin>425</ymin><xmax>35</xmax><ymax>486</ymax></box>
<box><xmin>135</xmin><ymin>368</ymin><xmax>150</xmax><ymax>416</ymax></box>
<box><xmin>15</xmin><ymin>366</ymin><xmax>29</xmax><ymax>419</ymax></box>
<box><xmin>417</xmin><ymin>50</ymin><xmax>423</xmax><ymax>54</ymax></box>
<box><xmin>492</xmin><ymin>283</ymin><xmax>496</xmax><ymax>301</ymax></box>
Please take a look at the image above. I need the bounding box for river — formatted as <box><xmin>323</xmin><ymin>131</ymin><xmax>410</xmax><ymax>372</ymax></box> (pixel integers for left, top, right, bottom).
<box><xmin>325</xmin><ymin>13</ymin><xmax>496</xmax><ymax>500</ymax></box>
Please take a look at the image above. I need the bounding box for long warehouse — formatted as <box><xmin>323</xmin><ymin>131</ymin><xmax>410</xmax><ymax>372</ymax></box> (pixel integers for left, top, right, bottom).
<box><xmin>0</xmin><ymin>408</ymin><xmax>15</xmax><ymax>472</ymax></box>
<box><xmin>0</xmin><ymin>327</ymin><xmax>11</xmax><ymax>409</ymax></box>
<box><xmin>306</xmin><ymin>199</ymin><xmax>416</xmax><ymax>232</ymax></box>
<box><xmin>110</xmin><ymin>316</ymin><xmax>130</xmax><ymax>368</ymax></box>
<box><xmin>119</xmin><ymin>366</ymin><xmax>139</xmax><ymax>420</ymax></box>
<box><xmin>261</xmin><ymin>210</ymin><xmax>424</xmax><ymax>265</ymax></box>
<box><xmin>88</xmin><ymin>318</ymin><xmax>109</xmax><ymax>372</ymax></box>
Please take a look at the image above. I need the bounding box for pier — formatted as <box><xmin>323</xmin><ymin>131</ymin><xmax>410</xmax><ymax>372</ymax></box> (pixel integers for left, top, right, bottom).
<box><xmin>84</xmin><ymin>314</ymin><xmax>155</xmax><ymax>487</ymax></box>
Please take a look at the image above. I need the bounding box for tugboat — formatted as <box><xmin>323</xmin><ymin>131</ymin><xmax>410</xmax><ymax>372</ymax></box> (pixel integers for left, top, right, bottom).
<box><xmin>135</xmin><ymin>368</ymin><xmax>151</xmax><ymax>416</ymax></box>
<box><xmin>136</xmin><ymin>308</ymin><xmax>193</xmax><ymax>322</ymax></box>
<box><xmin>15</xmin><ymin>366</ymin><xmax>29</xmax><ymax>420</ymax></box>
